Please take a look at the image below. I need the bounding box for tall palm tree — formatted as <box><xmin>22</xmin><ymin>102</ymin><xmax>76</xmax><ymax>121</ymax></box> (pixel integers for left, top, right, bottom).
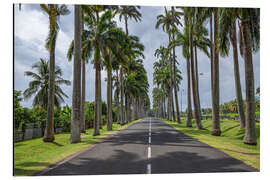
<box><xmin>155</xmin><ymin>7</ymin><xmax>182</xmax><ymax>121</ymax></box>
<box><xmin>82</xmin><ymin>8</ymin><xmax>131</xmax><ymax>133</ymax></box>
<box><xmin>40</xmin><ymin>4</ymin><xmax>70</xmax><ymax>142</ymax></box>
<box><xmin>102</xmin><ymin>30</ymin><xmax>131</xmax><ymax>130</ymax></box>
<box><xmin>239</xmin><ymin>8</ymin><xmax>260</xmax><ymax>145</ymax></box>
<box><xmin>170</xmin><ymin>7</ymin><xmax>183</xmax><ymax>124</ymax></box>
<box><xmin>211</xmin><ymin>8</ymin><xmax>221</xmax><ymax>136</ymax></box>
<box><xmin>70</xmin><ymin>5</ymin><xmax>82</xmax><ymax>143</ymax></box>
<box><xmin>67</xmin><ymin>7</ymin><xmax>94</xmax><ymax>133</ymax></box>
<box><xmin>182</xmin><ymin>7</ymin><xmax>203</xmax><ymax>129</ymax></box>
<box><xmin>116</xmin><ymin>6</ymin><xmax>142</xmax><ymax>124</ymax></box>
<box><xmin>23</xmin><ymin>58</ymin><xmax>71</xmax><ymax>109</ymax></box>
<box><xmin>154</xmin><ymin>46</ymin><xmax>168</xmax><ymax>118</ymax></box>
<box><xmin>218</xmin><ymin>8</ymin><xmax>245</xmax><ymax>128</ymax></box>
<box><xmin>193</xmin><ymin>12</ymin><xmax>211</xmax><ymax>118</ymax></box>
<box><xmin>170</xmin><ymin>25</ymin><xmax>193</xmax><ymax>127</ymax></box>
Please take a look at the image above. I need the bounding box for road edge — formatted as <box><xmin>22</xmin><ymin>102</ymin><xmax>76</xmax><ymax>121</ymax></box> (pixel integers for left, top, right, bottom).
<box><xmin>33</xmin><ymin>118</ymin><xmax>144</xmax><ymax>176</ymax></box>
<box><xmin>159</xmin><ymin>118</ymin><xmax>260</xmax><ymax>171</ymax></box>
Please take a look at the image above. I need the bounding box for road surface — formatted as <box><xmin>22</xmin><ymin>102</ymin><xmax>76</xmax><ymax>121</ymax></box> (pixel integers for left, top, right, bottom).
<box><xmin>37</xmin><ymin>117</ymin><xmax>257</xmax><ymax>175</ymax></box>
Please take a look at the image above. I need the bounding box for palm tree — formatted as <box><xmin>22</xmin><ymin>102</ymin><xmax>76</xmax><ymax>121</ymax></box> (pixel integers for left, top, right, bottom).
<box><xmin>210</xmin><ymin>8</ymin><xmax>221</xmax><ymax>136</ymax></box>
<box><xmin>103</xmin><ymin>30</ymin><xmax>131</xmax><ymax>130</ymax></box>
<box><xmin>40</xmin><ymin>4</ymin><xmax>70</xmax><ymax>142</ymax></box>
<box><xmin>170</xmin><ymin>7</ymin><xmax>184</xmax><ymax>124</ymax></box>
<box><xmin>154</xmin><ymin>46</ymin><xmax>168</xmax><ymax>118</ymax></box>
<box><xmin>67</xmin><ymin>10</ymin><xmax>94</xmax><ymax>133</ymax></box>
<box><xmin>218</xmin><ymin>8</ymin><xmax>245</xmax><ymax>128</ymax></box>
<box><xmin>82</xmin><ymin>5</ymin><xmax>107</xmax><ymax>136</ymax></box>
<box><xmin>181</xmin><ymin>7</ymin><xmax>203</xmax><ymax>129</ymax></box>
<box><xmin>23</xmin><ymin>58</ymin><xmax>71</xmax><ymax>109</ymax></box>
<box><xmin>70</xmin><ymin>5</ymin><xmax>82</xmax><ymax>143</ymax></box>
<box><xmin>155</xmin><ymin>7</ymin><xmax>182</xmax><ymax>121</ymax></box>
<box><xmin>82</xmin><ymin>8</ymin><xmax>132</xmax><ymax>133</ymax></box>
<box><xmin>239</xmin><ymin>8</ymin><xmax>260</xmax><ymax>145</ymax></box>
<box><xmin>193</xmin><ymin>11</ymin><xmax>211</xmax><ymax>118</ymax></box>
<box><xmin>116</xmin><ymin>6</ymin><xmax>142</xmax><ymax>124</ymax></box>
<box><xmin>170</xmin><ymin>25</ymin><xmax>193</xmax><ymax>127</ymax></box>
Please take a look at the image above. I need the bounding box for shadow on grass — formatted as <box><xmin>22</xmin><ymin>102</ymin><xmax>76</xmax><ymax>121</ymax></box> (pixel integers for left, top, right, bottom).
<box><xmin>223</xmin><ymin>148</ymin><xmax>260</xmax><ymax>157</ymax></box>
<box><xmin>52</xmin><ymin>142</ymin><xmax>64</xmax><ymax>147</ymax></box>
<box><xmin>18</xmin><ymin>161</ymin><xmax>51</xmax><ymax>167</ymax></box>
<box><xmin>15</xmin><ymin>162</ymin><xmax>52</xmax><ymax>176</ymax></box>
<box><xmin>14</xmin><ymin>143</ymin><xmax>26</xmax><ymax>148</ymax></box>
<box><xmin>222</xmin><ymin>125</ymin><xmax>241</xmax><ymax>134</ymax></box>
<box><xmin>14</xmin><ymin>168</ymin><xmax>39</xmax><ymax>176</ymax></box>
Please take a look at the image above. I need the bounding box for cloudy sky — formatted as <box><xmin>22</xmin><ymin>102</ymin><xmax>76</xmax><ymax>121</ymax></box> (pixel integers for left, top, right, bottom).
<box><xmin>14</xmin><ymin>4</ymin><xmax>260</xmax><ymax>110</ymax></box>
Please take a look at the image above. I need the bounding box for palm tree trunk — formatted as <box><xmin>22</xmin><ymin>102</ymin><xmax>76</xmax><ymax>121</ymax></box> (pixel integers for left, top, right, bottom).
<box><xmin>80</xmin><ymin>59</ymin><xmax>86</xmax><ymax>133</ymax></box>
<box><xmin>70</xmin><ymin>5</ymin><xmax>82</xmax><ymax>143</ymax></box>
<box><xmin>194</xmin><ymin>45</ymin><xmax>202</xmax><ymax>117</ymax></box>
<box><xmin>186</xmin><ymin>56</ymin><xmax>192</xmax><ymax>127</ymax></box>
<box><xmin>80</xmin><ymin>11</ymin><xmax>85</xmax><ymax>133</ymax></box>
<box><xmin>134</xmin><ymin>98</ymin><xmax>137</xmax><ymax>119</ymax></box>
<box><xmin>93</xmin><ymin>11</ymin><xmax>101</xmax><ymax>136</ymax></box>
<box><xmin>230</xmin><ymin>21</ymin><xmax>245</xmax><ymax>128</ymax></box>
<box><xmin>211</xmin><ymin>9</ymin><xmax>221</xmax><ymax>136</ymax></box>
<box><xmin>43</xmin><ymin>5</ymin><xmax>56</xmax><ymax>142</ymax></box>
<box><xmin>107</xmin><ymin>69</ymin><xmax>113</xmax><ymax>131</ymax></box>
<box><xmin>120</xmin><ymin>66</ymin><xmax>124</xmax><ymax>125</ymax></box>
<box><xmin>210</xmin><ymin>13</ymin><xmax>214</xmax><ymax>123</ymax></box>
<box><xmin>189</xmin><ymin>19</ymin><xmax>202</xmax><ymax>130</ymax></box>
<box><xmin>131</xmin><ymin>98</ymin><xmax>134</xmax><ymax>120</ymax></box>
<box><xmin>125</xmin><ymin>15</ymin><xmax>129</xmax><ymax>35</ymax></box>
<box><xmin>242</xmin><ymin>20</ymin><xmax>257</xmax><ymax>145</ymax></box>
<box><xmin>168</xmin><ymin>34</ymin><xmax>174</xmax><ymax>121</ymax></box>
<box><xmin>163</xmin><ymin>97</ymin><xmax>166</xmax><ymax>118</ymax></box>
<box><xmin>43</xmin><ymin>43</ymin><xmax>55</xmax><ymax>142</ymax></box>
<box><xmin>125</xmin><ymin>92</ymin><xmax>128</xmax><ymax>123</ymax></box>
<box><xmin>93</xmin><ymin>60</ymin><xmax>101</xmax><ymax>135</ymax></box>
<box><xmin>171</xmin><ymin>89</ymin><xmax>176</xmax><ymax>121</ymax></box>
<box><xmin>172</xmin><ymin>35</ymin><xmax>181</xmax><ymax>123</ymax></box>
<box><xmin>116</xmin><ymin>69</ymin><xmax>120</xmax><ymax>124</ymax></box>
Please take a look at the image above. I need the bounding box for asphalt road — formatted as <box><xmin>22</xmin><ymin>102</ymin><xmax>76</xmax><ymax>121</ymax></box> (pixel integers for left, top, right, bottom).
<box><xmin>38</xmin><ymin>117</ymin><xmax>258</xmax><ymax>175</ymax></box>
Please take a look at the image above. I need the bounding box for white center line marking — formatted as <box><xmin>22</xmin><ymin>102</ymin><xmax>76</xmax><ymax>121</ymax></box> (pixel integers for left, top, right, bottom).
<box><xmin>148</xmin><ymin>146</ymin><xmax>151</xmax><ymax>159</ymax></box>
<box><xmin>149</xmin><ymin>136</ymin><xmax>151</xmax><ymax>144</ymax></box>
<box><xmin>147</xmin><ymin>163</ymin><xmax>151</xmax><ymax>174</ymax></box>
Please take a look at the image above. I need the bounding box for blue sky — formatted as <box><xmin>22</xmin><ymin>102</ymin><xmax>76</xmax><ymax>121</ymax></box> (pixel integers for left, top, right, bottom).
<box><xmin>14</xmin><ymin>4</ymin><xmax>260</xmax><ymax>110</ymax></box>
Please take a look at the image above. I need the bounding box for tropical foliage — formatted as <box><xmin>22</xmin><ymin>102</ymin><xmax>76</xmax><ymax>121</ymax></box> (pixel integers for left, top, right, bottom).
<box><xmin>152</xmin><ymin>7</ymin><xmax>260</xmax><ymax>145</ymax></box>
<box><xmin>15</xmin><ymin>5</ymin><xmax>259</xmax><ymax>146</ymax></box>
<box><xmin>23</xmin><ymin>58</ymin><xmax>71</xmax><ymax>109</ymax></box>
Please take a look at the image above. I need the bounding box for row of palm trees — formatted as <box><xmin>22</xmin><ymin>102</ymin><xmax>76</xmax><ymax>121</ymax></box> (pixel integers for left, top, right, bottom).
<box><xmin>28</xmin><ymin>4</ymin><xmax>150</xmax><ymax>143</ymax></box>
<box><xmin>152</xmin><ymin>7</ymin><xmax>259</xmax><ymax>145</ymax></box>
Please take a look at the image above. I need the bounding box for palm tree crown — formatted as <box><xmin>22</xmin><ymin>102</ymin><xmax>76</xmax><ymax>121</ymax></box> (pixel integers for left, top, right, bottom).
<box><xmin>23</xmin><ymin>58</ymin><xmax>71</xmax><ymax>109</ymax></box>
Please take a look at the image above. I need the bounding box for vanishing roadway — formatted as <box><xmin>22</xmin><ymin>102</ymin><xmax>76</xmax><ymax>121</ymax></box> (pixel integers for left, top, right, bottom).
<box><xmin>37</xmin><ymin>118</ymin><xmax>257</xmax><ymax>175</ymax></box>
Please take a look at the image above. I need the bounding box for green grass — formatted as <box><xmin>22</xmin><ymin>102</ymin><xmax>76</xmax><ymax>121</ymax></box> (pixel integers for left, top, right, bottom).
<box><xmin>204</xmin><ymin>112</ymin><xmax>260</xmax><ymax>118</ymax></box>
<box><xmin>14</xmin><ymin>119</ymin><xmax>142</xmax><ymax>176</ymax></box>
<box><xmin>161</xmin><ymin>118</ymin><xmax>260</xmax><ymax>170</ymax></box>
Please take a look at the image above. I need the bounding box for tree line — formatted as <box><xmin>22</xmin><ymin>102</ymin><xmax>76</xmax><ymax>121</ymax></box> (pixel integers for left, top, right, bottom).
<box><xmin>16</xmin><ymin>5</ymin><xmax>150</xmax><ymax>143</ymax></box>
<box><xmin>152</xmin><ymin>7</ymin><xmax>259</xmax><ymax>145</ymax></box>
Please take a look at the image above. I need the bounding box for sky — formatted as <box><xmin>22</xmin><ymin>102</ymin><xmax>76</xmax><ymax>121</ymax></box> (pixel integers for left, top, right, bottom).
<box><xmin>14</xmin><ymin>4</ymin><xmax>260</xmax><ymax>110</ymax></box>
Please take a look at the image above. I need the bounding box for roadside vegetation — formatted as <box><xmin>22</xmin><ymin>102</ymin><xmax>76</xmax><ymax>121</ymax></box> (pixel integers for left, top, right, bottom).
<box><xmin>152</xmin><ymin>7</ymin><xmax>260</xmax><ymax>145</ymax></box>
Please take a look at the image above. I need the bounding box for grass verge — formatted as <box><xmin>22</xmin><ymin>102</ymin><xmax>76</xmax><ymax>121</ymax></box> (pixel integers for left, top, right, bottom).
<box><xmin>161</xmin><ymin>118</ymin><xmax>260</xmax><ymax>170</ymax></box>
<box><xmin>14</xmin><ymin>119</ymin><xmax>142</xmax><ymax>176</ymax></box>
